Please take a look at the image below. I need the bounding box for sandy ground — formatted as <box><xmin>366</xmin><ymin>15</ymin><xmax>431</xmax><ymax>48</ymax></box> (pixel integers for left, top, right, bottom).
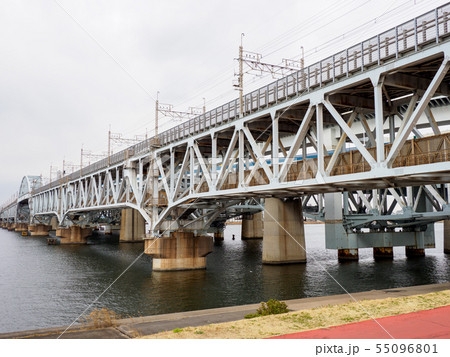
<box><xmin>140</xmin><ymin>290</ymin><xmax>450</xmax><ymax>339</ymax></box>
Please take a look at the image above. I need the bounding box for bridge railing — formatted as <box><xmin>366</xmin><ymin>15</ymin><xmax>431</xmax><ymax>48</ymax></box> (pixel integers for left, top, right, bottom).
<box><xmin>34</xmin><ymin>3</ymin><xmax>450</xmax><ymax>196</ymax></box>
<box><xmin>153</xmin><ymin>4</ymin><xmax>449</xmax><ymax>148</ymax></box>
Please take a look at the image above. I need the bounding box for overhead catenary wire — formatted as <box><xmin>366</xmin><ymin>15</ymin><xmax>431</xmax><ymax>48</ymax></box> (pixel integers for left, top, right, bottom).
<box><xmin>281</xmin><ymin>0</ymin><xmax>443</xmax><ymax>64</ymax></box>
<box><xmin>170</xmin><ymin>0</ymin><xmax>360</xmax><ymax>109</ymax></box>
<box><xmin>177</xmin><ymin>0</ymin><xmax>447</xmax><ymax>112</ymax></box>
<box><xmin>121</xmin><ymin>1</ymin><xmax>378</xmax><ymax>136</ymax></box>
<box><xmin>169</xmin><ymin>0</ymin><xmax>442</xmax><ymax>113</ymax></box>
<box><xmin>87</xmin><ymin>1</ymin><xmax>449</xmax><ymax>146</ymax></box>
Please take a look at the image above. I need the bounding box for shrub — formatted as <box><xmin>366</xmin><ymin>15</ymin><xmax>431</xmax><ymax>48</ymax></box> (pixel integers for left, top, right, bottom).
<box><xmin>245</xmin><ymin>299</ymin><xmax>289</xmax><ymax>318</ymax></box>
<box><xmin>84</xmin><ymin>308</ymin><xmax>119</xmax><ymax>328</ymax></box>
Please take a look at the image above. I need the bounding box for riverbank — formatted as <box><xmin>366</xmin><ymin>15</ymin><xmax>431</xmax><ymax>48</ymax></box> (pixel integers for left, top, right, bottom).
<box><xmin>2</xmin><ymin>224</ymin><xmax>448</xmax><ymax>333</ymax></box>
<box><xmin>143</xmin><ymin>287</ymin><xmax>450</xmax><ymax>339</ymax></box>
<box><xmin>1</xmin><ymin>282</ymin><xmax>449</xmax><ymax>339</ymax></box>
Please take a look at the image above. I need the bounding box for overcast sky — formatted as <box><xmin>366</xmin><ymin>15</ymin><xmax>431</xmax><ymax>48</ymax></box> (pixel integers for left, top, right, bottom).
<box><xmin>0</xmin><ymin>0</ymin><xmax>448</xmax><ymax>204</ymax></box>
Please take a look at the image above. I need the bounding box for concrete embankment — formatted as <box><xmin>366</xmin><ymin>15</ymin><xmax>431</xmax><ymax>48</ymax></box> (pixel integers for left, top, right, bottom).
<box><xmin>1</xmin><ymin>282</ymin><xmax>449</xmax><ymax>339</ymax></box>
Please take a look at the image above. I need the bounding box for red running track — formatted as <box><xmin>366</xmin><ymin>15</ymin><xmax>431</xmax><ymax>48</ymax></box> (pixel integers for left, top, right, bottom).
<box><xmin>271</xmin><ymin>305</ymin><xmax>450</xmax><ymax>339</ymax></box>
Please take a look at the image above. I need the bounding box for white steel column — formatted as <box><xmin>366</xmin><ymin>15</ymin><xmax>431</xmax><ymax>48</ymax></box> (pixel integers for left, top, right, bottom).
<box><xmin>272</xmin><ymin>112</ymin><xmax>279</xmax><ymax>182</ymax></box>
<box><xmin>151</xmin><ymin>151</ymin><xmax>159</xmax><ymax>234</ymax></box>
<box><xmin>211</xmin><ymin>134</ymin><xmax>217</xmax><ymax>191</ymax></box>
<box><xmin>407</xmin><ymin>186</ymin><xmax>413</xmax><ymax>207</ymax></box>
<box><xmin>316</xmin><ymin>103</ymin><xmax>325</xmax><ymax>176</ymax></box>
<box><xmin>170</xmin><ymin>148</ymin><xmax>175</xmax><ymax>193</ymax></box>
<box><xmin>239</xmin><ymin>129</ymin><xmax>244</xmax><ymax>186</ymax></box>
<box><xmin>373</xmin><ymin>78</ymin><xmax>385</xmax><ymax>164</ymax></box>
<box><xmin>190</xmin><ymin>146</ymin><xmax>195</xmax><ymax>193</ymax></box>
<box><xmin>389</xmin><ymin>115</ymin><xmax>395</xmax><ymax>143</ymax></box>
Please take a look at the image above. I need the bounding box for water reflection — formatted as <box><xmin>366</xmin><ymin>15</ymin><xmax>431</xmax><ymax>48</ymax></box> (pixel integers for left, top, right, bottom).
<box><xmin>261</xmin><ymin>264</ymin><xmax>308</xmax><ymax>299</ymax></box>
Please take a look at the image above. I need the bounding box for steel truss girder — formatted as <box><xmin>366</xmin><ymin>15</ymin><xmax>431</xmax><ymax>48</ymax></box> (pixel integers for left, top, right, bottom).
<box><xmin>339</xmin><ymin>184</ymin><xmax>450</xmax><ymax>230</ymax></box>
<box><xmin>151</xmin><ymin>49</ymin><xmax>450</xmax><ymax>233</ymax></box>
<box><xmin>3</xmin><ymin>41</ymin><xmax>450</xmax><ymax>235</ymax></box>
<box><xmin>29</xmin><ymin>160</ymin><xmax>152</xmax><ymax>227</ymax></box>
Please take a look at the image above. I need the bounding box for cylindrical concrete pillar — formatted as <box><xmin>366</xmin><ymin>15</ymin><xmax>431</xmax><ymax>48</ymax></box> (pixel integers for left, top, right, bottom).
<box><xmin>56</xmin><ymin>226</ymin><xmax>91</xmax><ymax>244</ymax></box>
<box><xmin>50</xmin><ymin>217</ymin><xmax>58</xmax><ymax>230</ymax></box>
<box><xmin>254</xmin><ymin>211</ymin><xmax>263</xmax><ymax>238</ymax></box>
<box><xmin>241</xmin><ymin>214</ymin><xmax>254</xmax><ymax>239</ymax></box>
<box><xmin>14</xmin><ymin>223</ymin><xmax>28</xmax><ymax>232</ymax></box>
<box><xmin>29</xmin><ymin>224</ymin><xmax>51</xmax><ymax>237</ymax></box>
<box><xmin>242</xmin><ymin>212</ymin><xmax>263</xmax><ymax>239</ymax></box>
<box><xmin>120</xmin><ymin>208</ymin><xmax>146</xmax><ymax>242</ymax></box>
<box><xmin>70</xmin><ymin>226</ymin><xmax>91</xmax><ymax>244</ymax></box>
<box><xmin>7</xmin><ymin>223</ymin><xmax>16</xmax><ymax>231</ymax></box>
<box><xmin>214</xmin><ymin>231</ymin><xmax>224</xmax><ymax>242</ymax></box>
<box><xmin>262</xmin><ymin>198</ymin><xmax>306</xmax><ymax>264</ymax></box>
<box><xmin>145</xmin><ymin>232</ymin><xmax>213</xmax><ymax>271</ymax></box>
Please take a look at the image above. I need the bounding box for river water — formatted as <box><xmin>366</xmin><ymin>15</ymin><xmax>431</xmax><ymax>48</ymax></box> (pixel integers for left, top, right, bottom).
<box><xmin>0</xmin><ymin>223</ymin><xmax>448</xmax><ymax>333</ymax></box>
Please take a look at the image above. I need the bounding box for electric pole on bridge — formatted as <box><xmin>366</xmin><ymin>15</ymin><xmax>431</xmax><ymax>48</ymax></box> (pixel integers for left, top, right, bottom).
<box><xmin>107</xmin><ymin>131</ymin><xmax>112</xmax><ymax>166</ymax></box>
<box><xmin>155</xmin><ymin>91</ymin><xmax>159</xmax><ymax>137</ymax></box>
<box><xmin>81</xmin><ymin>147</ymin><xmax>107</xmax><ymax>175</ymax></box>
<box><xmin>155</xmin><ymin>93</ymin><xmax>202</xmax><ymax>126</ymax></box>
<box><xmin>234</xmin><ymin>37</ymin><xmax>305</xmax><ymax>117</ymax></box>
<box><xmin>239</xmin><ymin>33</ymin><xmax>244</xmax><ymax>117</ymax></box>
<box><xmin>107</xmin><ymin>128</ymin><xmax>145</xmax><ymax>166</ymax></box>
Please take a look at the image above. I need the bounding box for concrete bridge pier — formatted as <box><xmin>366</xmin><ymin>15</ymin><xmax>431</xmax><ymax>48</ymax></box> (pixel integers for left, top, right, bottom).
<box><xmin>373</xmin><ymin>247</ymin><xmax>394</xmax><ymax>260</ymax></box>
<box><xmin>214</xmin><ymin>231</ymin><xmax>224</xmax><ymax>242</ymax></box>
<box><xmin>262</xmin><ymin>198</ymin><xmax>306</xmax><ymax>264</ymax></box>
<box><xmin>14</xmin><ymin>223</ymin><xmax>28</xmax><ymax>232</ymax></box>
<box><xmin>145</xmin><ymin>231</ymin><xmax>213</xmax><ymax>271</ymax></box>
<box><xmin>119</xmin><ymin>208</ymin><xmax>145</xmax><ymax>242</ymax></box>
<box><xmin>56</xmin><ymin>226</ymin><xmax>92</xmax><ymax>244</ymax></box>
<box><xmin>241</xmin><ymin>212</ymin><xmax>263</xmax><ymax>240</ymax></box>
<box><xmin>7</xmin><ymin>223</ymin><xmax>16</xmax><ymax>231</ymax></box>
<box><xmin>444</xmin><ymin>220</ymin><xmax>450</xmax><ymax>254</ymax></box>
<box><xmin>50</xmin><ymin>217</ymin><xmax>58</xmax><ymax>231</ymax></box>
<box><xmin>405</xmin><ymin>245</ymin><xmax>426</xmax><ymax>257</ymax></box>
<box><xmin>404</xmin><ymin>188</ymin><xmax>434</xmax><ymax>258</ymax></box>
<box><xmin>324</xmin><ymin>193</ymin><xmax>359</xmax><ymax>262</ymax></box>
<box><xmin>338</xmin><ymin>249</ymin><xmax>359</xmax><ymax>261</ymax></box>
<box><xmin>28</xmin><ymin>224</ymin><xmax>51</xmax><ymax>236</ymax></box>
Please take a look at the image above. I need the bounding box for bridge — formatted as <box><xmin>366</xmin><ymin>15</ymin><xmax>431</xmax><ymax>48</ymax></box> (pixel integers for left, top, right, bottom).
<box><xmin>2</xmin><ymin>4</ymin><xmax>450</xmax><ymax>270</ymax></box>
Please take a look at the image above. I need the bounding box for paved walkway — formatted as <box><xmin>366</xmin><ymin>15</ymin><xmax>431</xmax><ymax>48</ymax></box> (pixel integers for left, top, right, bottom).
<box><xmin>272</xmin><ymin>305</ymin><xmax>450</xmax><ymax>339</ymax></box>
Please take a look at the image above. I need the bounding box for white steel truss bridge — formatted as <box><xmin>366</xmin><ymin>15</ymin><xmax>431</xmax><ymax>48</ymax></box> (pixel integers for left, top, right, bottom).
<box><xmin>2</xmin><ymin>4</ymin><xmax>450</xmax><ymax>257</ymax></box>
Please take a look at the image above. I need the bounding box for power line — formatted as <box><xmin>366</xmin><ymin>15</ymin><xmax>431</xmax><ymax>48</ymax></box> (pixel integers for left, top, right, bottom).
<box><xmin>172</xmin><ymin>0</ymin><xmax>446</xmax><ymax>120</ymax></box>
